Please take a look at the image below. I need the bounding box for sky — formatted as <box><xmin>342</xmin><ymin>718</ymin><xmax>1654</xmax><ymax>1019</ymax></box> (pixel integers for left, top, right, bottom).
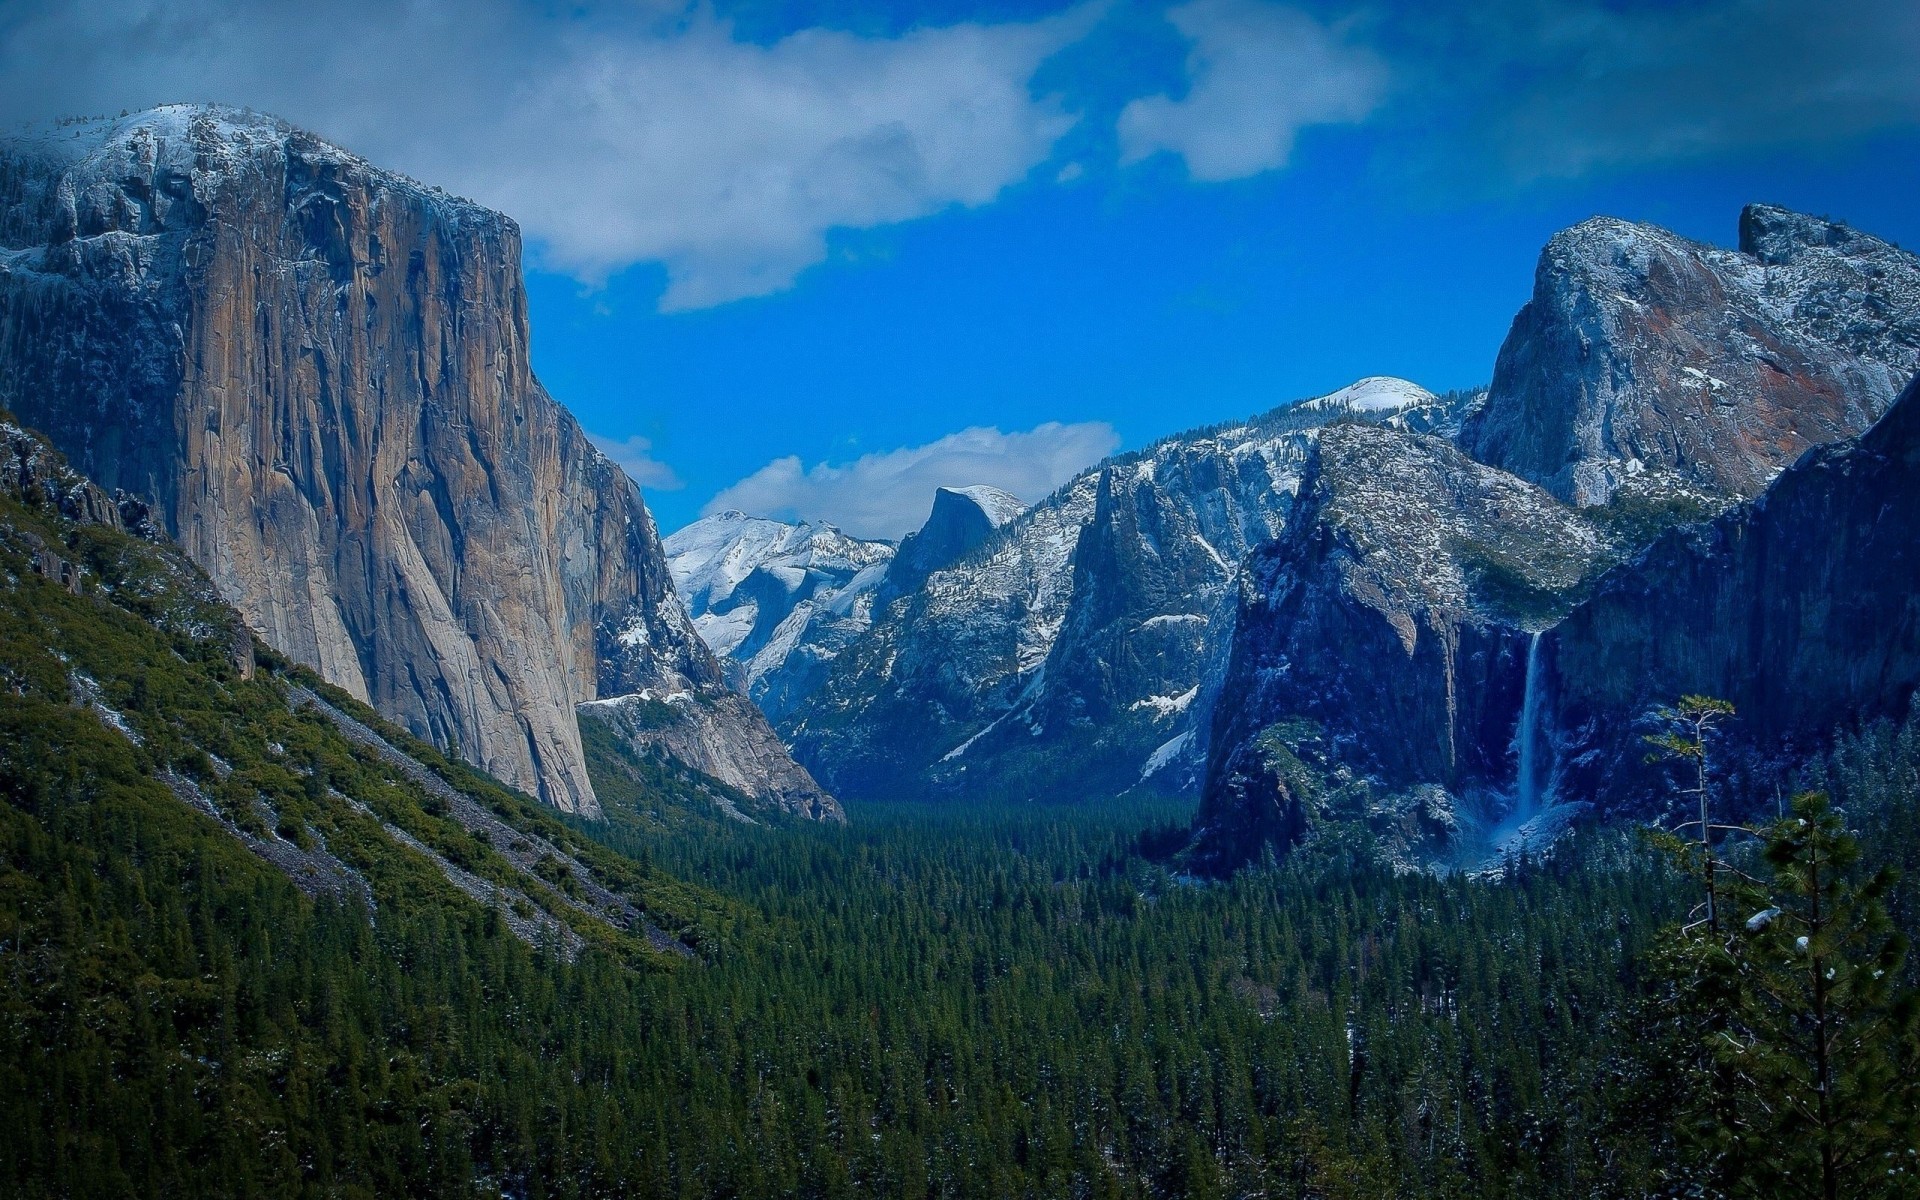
<box><xmin>3</xmin><ymin>0</ymin><xmax>1918</xmax><ymax>537</ymax></box>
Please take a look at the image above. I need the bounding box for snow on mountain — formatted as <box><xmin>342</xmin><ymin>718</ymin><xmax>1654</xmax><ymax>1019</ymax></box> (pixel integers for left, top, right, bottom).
<box><xmin>784</xmin><ymin>378</ymin><xmax>1485</xmax><ymax>803</ymax></box>
<box><xmin>663</xmin><ymin>512</ymin><xmax>894</xmax><ymax>720</ymax></box>
<box><xmin>947</xmin><ymin>484</ymin><xmax>1026</xmax><ymax>527</ymax></box>
<box><xmin>1465</xmin><ymin>204</ymin><xmax>1920</xmax><ymax>506</ymax></box>
<box><xmin>1296</xmin><ymin>375</ymin><xmax>1436</xmax><ymax>413</ymax></box>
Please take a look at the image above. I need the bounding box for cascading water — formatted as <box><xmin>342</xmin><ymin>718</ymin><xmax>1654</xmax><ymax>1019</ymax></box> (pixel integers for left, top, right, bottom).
<box><xmin>1512</xmin><ymin>631</ymin><xmax>1547</xmax><ymax>819</ymax></box>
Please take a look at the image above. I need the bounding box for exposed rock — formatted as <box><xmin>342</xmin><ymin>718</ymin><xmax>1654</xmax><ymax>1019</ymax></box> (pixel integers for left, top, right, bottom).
<box><xmin>1186</xmin><ymin>423</ymin><xmax>1613</xmax><ymax>872</ymax></box>
<box><xmin>1464</xmin><ymin>204</ymin><xmax>1920</xmax><ymax>508</ymax></box>
<box><xmin>885</xmin><ymin>484</ymin><xmax>1024</xmax><ymax>593</ymax></box>
<box><xmin>663</xmin><ymin>512</ymin><xmax>893</xmax><ymax>721</ymax></box>
<box><xmin>785</xmin><ymin>379</ymin><xmax>1484</xmax><ymax>802</ymax></box>
<box><xmin>580</xmin><ymin>692</ymin><xmax>842</xmax><ymax>822</ymax></box>
<box><xmin>0</xmin><ymin>106</ymin><xmax>822</xmax><ymax>818</ymax></box>
<box><xmin>1542</xmin><ymin>370</ymin><xmax>1920</xmax><ymax>814</ymax></box>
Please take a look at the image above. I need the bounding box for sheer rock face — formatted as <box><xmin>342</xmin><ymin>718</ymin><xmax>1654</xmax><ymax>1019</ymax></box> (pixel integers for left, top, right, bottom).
<box><xmin>1542</xmin><ymin>372</ymin><xmax>1920</xmax><ymax>813</ymax></box>
<box><xmin>1465</xmin><ymin>205</ymin><xmax>1920</xmax><ymax>508</ymax></box>
<box><xmin>0</xmin><ymin>106</ymin><xmax>827</xmax><ymax>818</ymax></box>
<box><xmin>1185</xmin><ymin>425</ymin><xmax>1613</xmax><ymax>874</ymax></box>
<box><xmin>785</xmin><ymin>380</ymin><xmax>1482</xmax><ymax>803</ymax></box>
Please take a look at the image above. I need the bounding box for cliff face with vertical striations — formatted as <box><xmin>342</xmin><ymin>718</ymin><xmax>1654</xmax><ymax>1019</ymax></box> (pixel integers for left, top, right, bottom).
<box><xmin>0</xmin><ymin>105</ymin><xmax>833</xmax><ymax>820</ymax></box>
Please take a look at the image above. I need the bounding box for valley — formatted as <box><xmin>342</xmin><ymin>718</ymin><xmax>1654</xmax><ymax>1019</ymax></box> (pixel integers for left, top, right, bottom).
<box><xmin>0</xmin><ymin>101</ymin><xmax>1916</xmax><ymax>1198</ymax></box>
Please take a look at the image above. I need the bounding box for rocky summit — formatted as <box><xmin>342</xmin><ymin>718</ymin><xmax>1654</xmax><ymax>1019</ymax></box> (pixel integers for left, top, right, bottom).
<box><xmin>1465</xmin><ymin>204</ymin><xmax>1920</xmax><ymax>508</ymax></box>
<box><xmin>0</xmin><ymin>106</ymin><xmax>832</xmax><ymax>821</ymax></box>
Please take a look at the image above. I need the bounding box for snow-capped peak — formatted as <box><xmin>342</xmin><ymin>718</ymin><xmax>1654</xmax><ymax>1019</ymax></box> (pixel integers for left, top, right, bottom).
<box><xmin>942</xmin><ymin>485</ymin><xmax>1026</xmax><ymax>528</ymax></box>
<box><xmin>1298</xmin><ymin>376</ymin><xmax>1438</xmax><ymax>414</ymax></box>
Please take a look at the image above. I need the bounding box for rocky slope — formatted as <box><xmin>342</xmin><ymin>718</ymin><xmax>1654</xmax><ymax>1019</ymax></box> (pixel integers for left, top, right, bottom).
<box><xmin>1183</xmin><ymin>423</ymin><xmax>1615</xmax><ymax>874</ymax></box>
<box><xmin>0</xmin><ymin>417</ymin><xmax>709</xmax><ymax>959</ymax></box>
<box><xmin>1540</xmin><ymin>370</ymin><xmax>1920</xmax><ymax>814</ymax></box>
<box><xmin>0</xmin><ymin>105</ymin><xmax>830</xmax><ymax>820</ymax></box>
<box><xmin>785</xmin><ymin>379</ymin><xmax>1483</xmax><ymax>802</ymax></box>
<box><xmin>1465</xmin><ymin>204</ymin><xmax>1920</xmax><ymax>508</ymax></box>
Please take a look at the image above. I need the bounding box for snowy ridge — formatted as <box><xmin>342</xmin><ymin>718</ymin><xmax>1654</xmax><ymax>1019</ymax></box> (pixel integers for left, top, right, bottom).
<box><xmin>947</xmin><ymin>484</ymin><xmax>1025</xmax><ymax>527</ymax></box>
<box><xmin>663</xmin><ymin>512</ymin><xmax>894</xmax><ymax>718</ymax></box>
<box><xmin>786</xmin><ymin>378</ymin><xmax>1486</xmax><ymax>802</ymax></box>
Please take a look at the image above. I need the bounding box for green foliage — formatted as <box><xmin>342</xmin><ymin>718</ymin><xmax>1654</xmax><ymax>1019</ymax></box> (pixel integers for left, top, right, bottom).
<box><xmin>1</xmin><ymin>458</ymin><xmax>1916</xmax><ymax>1197</ymax></box>
<box><xmin>1590</xmin><ymin>488</ymin><xmax>1727</xmax><ymax>549</ymax></box>
<box><xmin>1623</xmin><ymin>793</ymin><xmax>1920</xmax><ymax>1199</ymax></box>
<box><xmin>1450</xmin><ymin>532</ymin><xmax>1604</xmax><ymax>627</ymax></box>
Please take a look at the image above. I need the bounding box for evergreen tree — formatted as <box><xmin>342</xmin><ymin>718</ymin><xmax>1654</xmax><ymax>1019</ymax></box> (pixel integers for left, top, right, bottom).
<box><xmin>1645</xmin><ymin>695</ymin><xmax>1738</xmax><ymax>933</ymax></box>
<box><xmin>1641</xmin><ymin>792</ymin><xmax>1920</xmax><ymax>1199</ymax></box>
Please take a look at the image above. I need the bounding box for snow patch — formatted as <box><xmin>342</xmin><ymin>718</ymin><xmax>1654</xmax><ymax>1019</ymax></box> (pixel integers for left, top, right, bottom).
<box><xmin>1130</xmin><ymin>686</ymin><xmax>1198</xmax><ymax>718</ymax></box>
<box><xmin>1140</xmin><ymin>729</ymin><xmax>1193</xmax><ymax>779</ymax></box>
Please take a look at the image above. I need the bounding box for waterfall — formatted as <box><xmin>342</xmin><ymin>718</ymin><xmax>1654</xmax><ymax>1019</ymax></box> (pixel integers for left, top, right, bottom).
<box><xmin>1513</xmin><ymin>632</ymin><xmax>1546</xmax><ymax>819</ymax></box>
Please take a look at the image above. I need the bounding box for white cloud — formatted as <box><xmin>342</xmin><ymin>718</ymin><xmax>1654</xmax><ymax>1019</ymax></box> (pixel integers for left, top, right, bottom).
<box><xmin>1118</xmin><ymin>0</ymin><xmax>1388</xmax><ymax>181</ymax></box>
<box><xmin>589</xmin><ymin>433</ymin><xmax>684</xmax><ymax>491</ymax></box>
<box><xmin>0</xmin><ymin>1</ymin><xmax>1092</xmax><ymax>309</ymax></box>
<box><xmin>705</xmin><ymin>421</ymin><xmax>1120</xmax><ymax>539</ymax></box>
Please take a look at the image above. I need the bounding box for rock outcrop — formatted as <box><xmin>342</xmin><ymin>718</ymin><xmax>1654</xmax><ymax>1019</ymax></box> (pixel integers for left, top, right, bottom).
<box><xmin>1184</xmin><ymin>424</ymin><xmax>1613</xmax><ymax>872</ymax></box>
<box><xmin>1541</xmin><ymin>370</ymin><xmax>1920</xmax><ymax>813</ymax></box>
<box><xmin>785</xmin><ymin>379</ymin><xmax>1483</xmax><ymax>802</ymax></box>
<box><xmin>884</xmin><ymin>485</ymin><xmax>1024</xmax><ymax>593</ymax></box>
<box><xmin>0</xmin><ymin>105</ymin><xmax>830</xmax><ymax>819</ymax></box>
<box><xmin>1465</xmin><ymin>204</ymin><xmax>1920</xmax><ymax>508</ymax></box>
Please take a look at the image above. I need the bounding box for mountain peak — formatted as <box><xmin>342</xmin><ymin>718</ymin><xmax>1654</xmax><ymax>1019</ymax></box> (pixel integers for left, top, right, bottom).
<box><xmin>1299</xmin><ymin>376</ymin><xmax>1437</xmax><ymax>414</ymax></box>
<box><xmin>1466</xmin><ymin>204</ymin><xmax>1920</xmax><ymax>506</ymax></box>
<box><xmin>1737</xmin><ymin>202</ymin><xmax>1885</xmax><ymax>266</ymax></box>
<box><xmin>886</xmin><ymin>483</ymin><xmax>1025</xmax><ymax>591</ymax></box>
<box><xmin>937</xmin><ymin>484</ymin><xmax>1025</xmax><ymax>528</ymax></box>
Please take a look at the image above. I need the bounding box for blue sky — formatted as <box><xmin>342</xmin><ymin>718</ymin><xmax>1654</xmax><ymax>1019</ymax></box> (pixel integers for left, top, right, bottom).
<box><xmin>4</xmin><ymin>0</ymin><xmax>1918</xmax><ymax>536</ymax></box>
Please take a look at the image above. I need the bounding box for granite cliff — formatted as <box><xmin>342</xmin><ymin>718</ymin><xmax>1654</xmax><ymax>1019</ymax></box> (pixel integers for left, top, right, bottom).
<box><xmin>1465</xmin><ymin>204</ymin><xmax>1920</xmax><ymax>508</ymax></box>
<box><xmin>0</xmin><ymin>105</ymin><xmax>832</xmax><ymax>820</ymax></box>
<box><xmin>1541</xmin><ymin>371</ymin><xmax>1920</xmax><ymax>814</ymax></box>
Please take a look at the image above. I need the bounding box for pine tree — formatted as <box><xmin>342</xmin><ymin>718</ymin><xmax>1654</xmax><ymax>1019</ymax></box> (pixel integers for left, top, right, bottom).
<box><xmin>1645</xmin><ymin>695</ymin><xmax>1738</xmax><ymax>933</ymax></box>
<box><xmin>1645</xmin><ymin>792</ymin><xmax>1920</xmax><ymax>1199</ymax></box>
